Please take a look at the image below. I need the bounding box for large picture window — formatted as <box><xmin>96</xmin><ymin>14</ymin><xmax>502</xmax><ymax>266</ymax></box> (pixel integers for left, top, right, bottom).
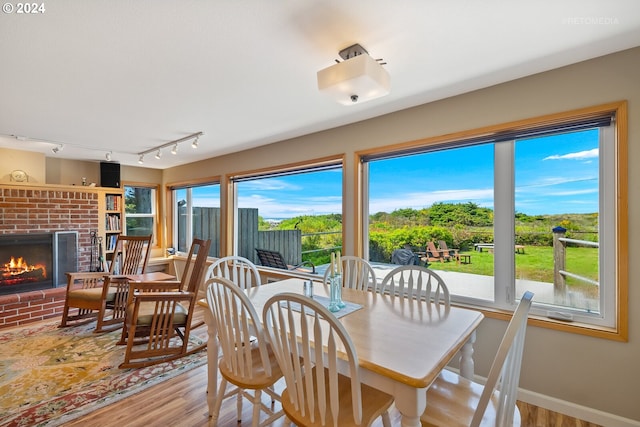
<box><xmin>230</xmin><ymin>160</ymin><xmax>343</xmax><ymax>269</ymax></box>
<box><xmin>359</xmin><ymin>103</ymin><xmax>626</xmax><ymax>338</ymax></box>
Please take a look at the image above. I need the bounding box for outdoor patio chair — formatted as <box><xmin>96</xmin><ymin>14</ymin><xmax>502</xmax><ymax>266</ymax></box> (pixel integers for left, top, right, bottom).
<box><xmin>437</xmin><ymin>240</ymin><xmax>459</xmax><ymax>260</ymax></box>
<box><xmin>421</xmin><ymin>291</ymin><xmax>534</xmax><ymax>427</ymax></box>
<box><xmin>254</xmin><ymin>248</ymin><xmax>316</xmax><ymax>274</ymax></box>
<box><xmin>424</xmin><ymin>241</ymin><xmax>451</xmax><ymax>263</ymax></box>
<box><xmin>60</xmin><ymin>234</ymin><xmax>152</xmax><ymax>333</ymax></box>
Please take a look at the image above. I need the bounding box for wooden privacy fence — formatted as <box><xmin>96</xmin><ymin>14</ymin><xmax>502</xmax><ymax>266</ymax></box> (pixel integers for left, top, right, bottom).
<box><xmin>184</xmin><ymin>207</ymin><xmax>303</xmax><ymax>265</ymax></box>
<box><xmin>552</xmin><ymin>226</ymin><xmax>599</xmax><ymax>301</ymax></box>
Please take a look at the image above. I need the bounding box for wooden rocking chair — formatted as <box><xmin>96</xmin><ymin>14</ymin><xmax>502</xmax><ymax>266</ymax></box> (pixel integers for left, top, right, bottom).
<box><xmin>118</xmin><ymin>238</ymin><xmax>211</xmax><ymax>369</ymax></box>
<box><xmin>60</xmin><ymin>234</ymin><xmax>152</xmax><ymax>333</ymax></box>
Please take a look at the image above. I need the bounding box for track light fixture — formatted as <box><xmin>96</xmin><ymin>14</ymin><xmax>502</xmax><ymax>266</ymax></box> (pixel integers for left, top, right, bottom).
<box><xmin>51</xmin><ymin>144</ymin><xmax>64</xmax><ymax>154</ymax></box>
<box><xmin>137</xmin><ymin>131</ymin><xmax>203</xmax><ymax>163</ymax></box>
<box><xmin>105</xmin><ymin>151</ymin><xmax>112</xmax><ymax>161</ymax></box>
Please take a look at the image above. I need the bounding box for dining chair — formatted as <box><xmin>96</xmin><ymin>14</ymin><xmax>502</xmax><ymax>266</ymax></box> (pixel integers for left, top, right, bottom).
<box><xmin>380</xmin><ymin>265</ymin><xmax>450</xmax><ymax>306</ymax></box>
<box><xmin>262</xmin><ymin>292</ymin><xmax>394</xmax><ymax>427</ymax></box>
<box><xmin>60</xmin><ymin>234</ymin><xmax>152</xmax><ymax>333</ymax></box>
<box><xmin>205</xmin><ymin>276</ymin><xmax>284</xmax><ymax>427</ymax></box>
<box><xmin>321</xmin><ymin>255</ymin><xmax>380</xmax><ymax>292</ymax></box>
<box><xmin>209</xmin><ymin>255</ymin><xmax>262</xmax><ymax>290</ymax></box>
<box><xmin>118</xmin><ymin>238</ymin><xmax>210</xmax><ymax>368</ymax></box>
<box><xmin>421</xmin><ymin>291</ymin><xmax>534</xmax><ymax>427</ymax></box>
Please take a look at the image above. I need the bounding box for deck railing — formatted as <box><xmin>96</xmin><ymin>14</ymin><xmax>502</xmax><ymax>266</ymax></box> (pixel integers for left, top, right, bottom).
<box><xmin>552</xmin><ymin>226</ymin><xmax>599</xmax><ymax>302</ymax></box>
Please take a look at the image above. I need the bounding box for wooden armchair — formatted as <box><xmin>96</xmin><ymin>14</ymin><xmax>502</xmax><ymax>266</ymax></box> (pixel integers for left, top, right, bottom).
<box><xmin>118</xmin><ymin>238</ymin><xmax>211</xmax><ymax>369</ymax></box>
<box><xmin>60</xmin><ymin>234</ymin><xmax>152</xmax><ymax>333</ymax></box>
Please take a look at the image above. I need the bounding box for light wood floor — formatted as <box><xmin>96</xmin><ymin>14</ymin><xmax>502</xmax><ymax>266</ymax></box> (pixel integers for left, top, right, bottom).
<box><xmin>63</xmin><ymin>306</ymin><xmax>601</xmax><ymax>427</ymax></box>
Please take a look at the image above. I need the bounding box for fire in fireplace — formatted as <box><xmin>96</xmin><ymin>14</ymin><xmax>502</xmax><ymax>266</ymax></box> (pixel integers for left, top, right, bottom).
<box><xmin>2</xmin><ymin>256</ymin><xmax>47</xmax><ymax>285</ymax></box>
<box><xmin>0</xmin><ymin>232</ymin><xmax>77</xmax><ymax>296</ymax></box>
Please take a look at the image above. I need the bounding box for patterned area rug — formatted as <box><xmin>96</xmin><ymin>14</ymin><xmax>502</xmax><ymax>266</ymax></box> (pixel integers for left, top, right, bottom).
<box><xmin>0</xmin><ymin>319</ymin><xmax>207</xmax><ymax>426</ymax></box>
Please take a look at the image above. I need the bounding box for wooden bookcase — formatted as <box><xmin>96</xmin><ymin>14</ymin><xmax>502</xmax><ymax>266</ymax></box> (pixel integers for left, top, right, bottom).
<box><xmin>99</xmin><ymin>189</ymin><xmax>124</xmax><ymax>266</ymax></box>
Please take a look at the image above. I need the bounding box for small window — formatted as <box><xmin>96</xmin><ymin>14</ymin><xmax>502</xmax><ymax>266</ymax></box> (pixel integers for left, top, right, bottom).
<box><xmin>124</xmin><ymin>185</ymin><xmax>158</xmax><ymax>245</ymax></box>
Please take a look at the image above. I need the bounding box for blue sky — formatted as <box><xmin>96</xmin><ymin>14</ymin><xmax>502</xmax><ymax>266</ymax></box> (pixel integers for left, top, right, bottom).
<box><xmin>193</xmin><ymin>129</ymin><xmax>599</xmax><ymax>218</ymax></box>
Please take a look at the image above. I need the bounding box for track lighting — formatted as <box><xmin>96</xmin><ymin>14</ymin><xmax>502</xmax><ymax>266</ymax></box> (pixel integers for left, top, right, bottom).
<box><xmin>136</xmin><ymin>131</ymin><xmax>202</xmax><ymax>162</ymax></box>
<box><xmin>138</xmin><ymin>154</ymin><xmax>144</xmax><ymax>164</ymax></box>
<box><xmin>51</xmin><ymin>144</ymin><xmax>64</xmax><ymax>154</ymax></box>
<box><xmin>105</xmin><ymin>151</ymin><xmax>112</xmax><ymax>161</ymax></box>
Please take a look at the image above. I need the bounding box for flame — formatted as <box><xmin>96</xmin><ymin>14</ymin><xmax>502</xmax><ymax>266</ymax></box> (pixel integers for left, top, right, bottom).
<box><xmin>2</xmin><ymin>256</ymin><xmax>47</xmax><ymax>278</ymax></box>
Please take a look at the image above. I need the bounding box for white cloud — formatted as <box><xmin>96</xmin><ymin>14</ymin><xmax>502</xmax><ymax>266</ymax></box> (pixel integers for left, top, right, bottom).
<box><xmin>543</xmin><ymin>148</ymin><xmax>598</xmax><ymax>161</ymax></box>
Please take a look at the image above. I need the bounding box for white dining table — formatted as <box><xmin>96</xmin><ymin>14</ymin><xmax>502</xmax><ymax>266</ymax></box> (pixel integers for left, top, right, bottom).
<box><xmin>199</xmin><ymin>277</ymin><xmax>484</xmax><ymax>427</ymax></box>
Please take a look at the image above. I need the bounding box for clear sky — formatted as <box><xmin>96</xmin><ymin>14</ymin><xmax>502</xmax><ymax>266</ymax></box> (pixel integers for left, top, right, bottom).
<box><xmin>193</xmin><ymin>129</ymin><xmax>599</xmax><ymax>218</ymax></box>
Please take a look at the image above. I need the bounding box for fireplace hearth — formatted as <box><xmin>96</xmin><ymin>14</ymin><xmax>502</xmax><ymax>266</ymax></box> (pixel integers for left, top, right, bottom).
<box><xmin>0</xmin><ymin>232</ymin><xmax>78</xmax><ymax>296</ymax></box>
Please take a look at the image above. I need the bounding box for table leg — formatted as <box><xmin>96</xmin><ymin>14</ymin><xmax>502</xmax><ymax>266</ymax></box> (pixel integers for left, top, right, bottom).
<box><xmin>203</xmin><ymin>308</ymin><xmax>218</xmax><ymax>421</ymax></box>
<box><xmin>392</xmin><ymin>384</ymin><xmax>425</xmax><ymax>427</ymax></box>
<box><xmin>459</xmin><ymin>330</ymin><xmax>476</xmax><ymax>380</ymax></box>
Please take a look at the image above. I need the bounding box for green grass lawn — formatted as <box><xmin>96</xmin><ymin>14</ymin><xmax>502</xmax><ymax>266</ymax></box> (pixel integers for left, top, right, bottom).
<box><xmin>430</xmin><ymin>245</ymin><xmax>598</xmax><ymax>295</ymax></box>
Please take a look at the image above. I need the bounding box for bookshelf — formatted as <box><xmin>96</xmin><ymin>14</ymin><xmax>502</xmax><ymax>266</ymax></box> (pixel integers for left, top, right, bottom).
<box><xmin>100</xmin><ymin>189</ymin><xmax>124</xmax><ymax>266</ymax></box>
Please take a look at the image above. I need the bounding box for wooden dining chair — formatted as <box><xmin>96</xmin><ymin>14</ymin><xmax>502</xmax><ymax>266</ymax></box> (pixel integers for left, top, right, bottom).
<box><xmin>421</xmin><ymin>291</ymin><xmax>534</xmax><ymax>427</ymax></box>
<box><xmin>205</xmin><ymin>276</ymin><xmax>284</xmax><ymax>427</ymax></box>
<box><xmin>60</xmin><ymin>234</ymin><xmax>152</xmax><ymax>332</ymax></box>
<box><xmin>118</xmin><ymin>238</ymin><xmax>210</xmax><ymax>369</ymax></box>
<box><xmin>321</xmin><ymin>255</ymin><xmax>380</xmax><ymax>292</ymax></box>
<box><xmin>209</xmin><ymin>255</ymin><xmax>262</xmax><ymax>290</ymax></box>
<box><xmin>262</xmin><ymin>292</ymin><xmax>394</xmax><ymax>427</ymax></box>
<box><xmin>380</xmin><ymin>265</ymin><xmax>450</xmax><ymax>306</ymax></box>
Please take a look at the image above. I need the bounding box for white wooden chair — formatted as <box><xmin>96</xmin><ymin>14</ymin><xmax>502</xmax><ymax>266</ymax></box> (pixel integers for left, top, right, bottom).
<box><xmin>262</xmin><ymin>292</ymin><xmax>394</xmax><ymax>427</ymax></box>
<box><xmin>380</xmin><ymin>265</ymin><xmax>450</xmax><ymax>306</ymax></box>
<box><xmin>421</xmin><ymin>291</ymin><xmax>534</xmax><ymax>427</ymax></box>
<box><xmin>205</xmin><ymin>276</ymin><xmax>284</xmax><ymax>427</ymax></box>
<box><xmin>321</xmin><ymin>255</ymin><xmax>380</xmax><ymax>292</ymax></box>
<box><xmin>209</xmin><ymin>255</ymin><xmax>261</xmax><ymax>290</ymax></box>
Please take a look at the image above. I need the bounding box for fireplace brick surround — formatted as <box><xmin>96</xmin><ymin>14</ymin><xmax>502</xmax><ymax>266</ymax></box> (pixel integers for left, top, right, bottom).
<box><xmin>0</xmin><ymin>185</ymin><xmax>99</xmax><ymax>329</ymax></box>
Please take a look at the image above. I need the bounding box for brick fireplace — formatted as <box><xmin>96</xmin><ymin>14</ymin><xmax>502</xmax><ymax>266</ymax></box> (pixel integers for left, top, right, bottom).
<box><xmin>0</xmin><ymin>185</ymin><xmax>99</xmax><ymax>329</ymax></box>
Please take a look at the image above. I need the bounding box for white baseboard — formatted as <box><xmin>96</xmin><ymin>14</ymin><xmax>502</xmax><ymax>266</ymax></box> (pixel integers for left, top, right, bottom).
<box><xmin>518</xmin><ymin>388</ymin><xmax>640</xmax><ymax>427</ymax></box>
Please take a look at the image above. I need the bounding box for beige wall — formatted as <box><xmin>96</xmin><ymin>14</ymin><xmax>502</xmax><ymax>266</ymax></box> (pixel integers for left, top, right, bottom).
<box><xmin>0</xmin><ymin>148</ymin><xmax>46</xmax><ymax>183</ymax></box>
<box><xmin>164</xmin><ymin>47</ymin><xmax>640</xmax><ymax>421</ymax></box>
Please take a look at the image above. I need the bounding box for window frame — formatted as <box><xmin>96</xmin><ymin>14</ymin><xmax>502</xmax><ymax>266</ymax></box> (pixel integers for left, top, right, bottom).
<box><xmin>356</xmin><ymin>101</ymin><xmax>628</xmax><ymax>341</ymax></box>
<box><xmin>228</xmin><ymin>156</ymin><xmax>345</xmax><ymax>259</ymax></box>
<box><xmin>123</xmin><ymin>183</ymin><xmax>160</xmax><ymax>247</ymax></box>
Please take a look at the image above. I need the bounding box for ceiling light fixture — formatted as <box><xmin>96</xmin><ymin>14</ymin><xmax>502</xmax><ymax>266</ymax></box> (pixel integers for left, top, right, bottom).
<box><xmin>137</xmin><ymin>131</ymin><xmax>203</xmax><ymax>162</ymax></box>
<box><xmin>105</xmin><ymin>151</ymin><xmax>112</xmax><ymax>161</ymax></box>
<box><xmin>51</xmin><ymin>144</ymin><xmax>64</xmax><ymax>154</ymax></box>
<box><xmin>317</xmin><ymin>43</ymin><xmax>390</xmax><ymax>105</ymax></box>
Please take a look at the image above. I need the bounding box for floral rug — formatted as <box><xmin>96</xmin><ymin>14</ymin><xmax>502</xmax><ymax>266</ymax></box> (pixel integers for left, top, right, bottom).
<box><xmin>0</xmin><ymin>319</ymin><xmax>207</xmax><ymax>426</ymax></box>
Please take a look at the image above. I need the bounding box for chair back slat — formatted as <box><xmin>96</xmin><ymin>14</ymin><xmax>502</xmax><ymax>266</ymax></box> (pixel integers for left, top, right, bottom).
<box><xmin>110</xmin><ymin>234</ymin><xmax>152</xmax><ymax>275</ymax></box>
<box><xmin>209</xmin><ymin>255</ymin><xmax>261</xmax><ymax>290</ymax></box>
<box><xmin>322</xmin><ymin>255</ymin><xmax>379</xmax><ymax>292</ymax></box>
<box><xmin>381</xmin><ymin>265</ymin><xmax>450</xmax><ymax>306</ymax></box>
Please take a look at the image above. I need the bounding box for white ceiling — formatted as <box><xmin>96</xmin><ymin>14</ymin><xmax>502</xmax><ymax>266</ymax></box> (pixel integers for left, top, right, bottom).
<box><xmin>1</xmin><ymin>0</ymin><xmax>639</xmax><ymax>169</ymax></box>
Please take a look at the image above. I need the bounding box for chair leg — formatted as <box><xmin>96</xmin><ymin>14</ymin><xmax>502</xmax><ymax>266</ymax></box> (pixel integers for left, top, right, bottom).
<box><xmin>236</xmin><ymin>386</ymin><xmax>243</xmax><ymax>423</ymax></box>
<box><xmin>251</xmin><ymin>389</ymin><xmax>262</xmax><ymax>427</ymax></box>
<box><xmin>210</xmin><ymin>378</ymin><xmax>227</xmax><ymax>427</ymax></box>
<box><xmin>382</xmin><ymin>410</ymin><xmax>392</xmax><ymax>427</ymax></box>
